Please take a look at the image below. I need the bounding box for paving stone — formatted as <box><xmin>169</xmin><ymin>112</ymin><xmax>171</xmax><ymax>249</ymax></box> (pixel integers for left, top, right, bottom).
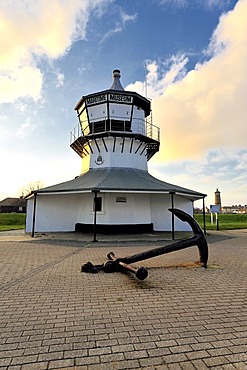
<box><xmin>88</xmin><ymin>347</ymin><xmax>112</xmax><ymax>356</ymax></box>
<box><xmin>155</xmin><ymin>365</ymin><xmax>182</xmax><ymax>370</ymax></box>
<box><xmin>179</xmin><ymin>361</ymin><xmax>197</xmax><ymax>369</ymax></box>
<box><xmin>147</xmin><ymin>347</ymin><xmax>171</xmax><ymax>357</ymax></box>
<box><xmin>191</xmin><ymin>359</ymin><xmax>209</xmax><ymax>370</ymax></box>
<box><xmin>162</xmin><ymin>353</ymin><xmax>188</xmax><ymax>363</ymax></box>
<box><xmin>113</xmin><ymin>359</ymin><xmax>140</xmax><ymax>369</ymax></box>
<box><xmin>234</xmin><ymin>363</ymin><xmax>247</xmax><ymax>370</ymax></box>
<box><xmin>170</xmin><ymin>344</ymin><xmax>192</xmax><ymax>353</ymax></box>
<box><xmin>0</xmin><ymin>358</ymin><xmax>11</xmax><ymax>367</ymax></box>
<box><xmin>21</xmin><ymin>362</ymin><xmax>49</xmax><ymax>370</ymax></box>
<box><xmin>47</xmin><ymin>358</ymin><xmax>75</xmax><ymax>369</ymax></box>
<box><xmin>139</xmin><ymin>356</ymin><xmax>164</xmax><ymax>367</ymax></box>
<box><xmin>226</xmin><ymin>353</ymin><xmax>247</xmax><ymax>362</ymax></box>
<box><xmin>37</xmin><ymin>351</ymin><xmax>63</xmax><ymax>362</ymax></box>
<box><xmin>10</xmin><ymin>354</ymin><xmax>38</xmax><ymax>366</ymax></box>
<box><xmin>100</xmin><ymin>352</ymin><xmax>125</xmax><ymax>363</ymax></box>
<box><xmin>203</xmin><ymin>355</ymin><xmax>230</xmax><ymax>366</ymax></box>
<box><xmin>124</xmin><ymin>349</ymin><xmax>148</xmax><ymax>360</ymax></box>
<box><xmin>186</xmin><ymin>350</ymin><xmax>210</xmax><ymax>360</ymax></box>
<box><xmin>75</xmin><ymin>355</ymin><xmax>100</xmax><ymax>365</ymax></box>
<box><xmin>156</xmin><ymin>339</ymin><xmax>178</xmax><ymax>348</ymax></box>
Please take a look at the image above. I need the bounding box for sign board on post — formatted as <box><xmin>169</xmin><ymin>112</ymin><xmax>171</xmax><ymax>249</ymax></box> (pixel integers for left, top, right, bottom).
<box><xmin>210</xmin><ymin>205</ymin><xmax>221</xmax><ymax>214</ymax></box>
<box><xmin>210</xmin><ymin>205</ymin><xmax>220</xmax><ymax>231</ymax></box>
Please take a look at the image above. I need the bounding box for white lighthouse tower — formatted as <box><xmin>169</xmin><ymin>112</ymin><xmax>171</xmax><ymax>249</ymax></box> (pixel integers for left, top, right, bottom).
<box><xmin>70</xmin><ymin>69</ymin><xmax>160</xmax><ymax>174</ymax></box>
<box><xmin>26</xmin><ymin>69</ymin><xmax>206</xmax><ymax>235</ymax></box>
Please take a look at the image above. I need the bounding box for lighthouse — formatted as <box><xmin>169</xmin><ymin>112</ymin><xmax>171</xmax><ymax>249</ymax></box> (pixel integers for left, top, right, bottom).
<box><xmin>70</xmin><ymin>69</ymin><xmax>159</xmax><ymax>173</ymax></box>
<box><xmin>214</xmin><ymin>188</ymin><xmax>222</xmax><ymax>213</ymax></box>
<box><xmin>26</xmin><ymin>69</ymin><xmax>206</xmax><ymax>235</ymax></box>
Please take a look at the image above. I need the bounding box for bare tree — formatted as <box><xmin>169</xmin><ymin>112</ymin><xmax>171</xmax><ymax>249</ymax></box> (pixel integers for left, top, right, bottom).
<box><xmin>20</xmin><ymin>180</ymin><xmax>45</xmax><ymax>198</ymax></box>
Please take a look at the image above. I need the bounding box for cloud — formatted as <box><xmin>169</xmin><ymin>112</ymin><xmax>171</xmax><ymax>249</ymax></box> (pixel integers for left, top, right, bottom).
<box><xmin>129</xmin><ymin>0</ymin><xmax>247</xmax><ymax>162</ymax></box>
<box><xmin>98</xmin><ymin>9</ymin><xmax>137</xmax><ymax>47</ymax></box>
<box><xmin>200</xmin><ymin>0</ymin><xmax>232</xmax><ymax>9</ymax></box>
<box><xmin>55</xmin><ymin>71</ymin><xmax>65</xmax><ymax>88</ymax></box>
<box><xmin>150</xmin><ymin>148</ymin><xmax>247</xmax><ymax>205</ymax></box>
<box><xmin>16</xmin><ymin>118</ymin><xmax>37</xmax><ymax>139</ymax></box>
<box><xmin>0</xmin><ymin>67</ymin><xmax>43</xmax><ymax>103</ymax></box>
<box><xmin>158</xmin><ymin>0</ymin><xmax>187</xmax><ymax>7</ymax></box>
<box><xmin>0</xmin><ymin>0</ymin><xmax>110</xmax><ymax>103</ymax></box>
<box><xmin>158</xmin><ymin>0</ymin><xmax>232</xmax><ymax>9</ymax></box>
<box><xmin>126</xmin><ymin>55</ymin><xmax>188</xmax><ymax>98</ymax></box>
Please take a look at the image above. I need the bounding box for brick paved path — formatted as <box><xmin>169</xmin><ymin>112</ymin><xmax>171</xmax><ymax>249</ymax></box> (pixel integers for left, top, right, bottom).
<box><xmin>0</xmin><ymin>230</ymin><xmax>246</xmax><ymax>369</ymax></box>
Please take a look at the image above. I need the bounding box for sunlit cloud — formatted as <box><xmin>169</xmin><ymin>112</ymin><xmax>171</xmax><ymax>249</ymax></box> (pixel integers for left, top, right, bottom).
<box><xmin>0</xmin><ymin>67</ymin><xmax>43</xmax><ymax>103</ymax></box>
<box><xmin>0</xmin><ymin>0</ymin><xmax>110</xmax><ymax>103</ymax></box>
<box><xmin>146</xmin><ymin>0</ymin><xmax>247</xmax><ymax>161</ymax></box>
<box><xmin>150</xmin><ymin>148</ymin><xmax>247</xmax><ymax>205</ymax></box>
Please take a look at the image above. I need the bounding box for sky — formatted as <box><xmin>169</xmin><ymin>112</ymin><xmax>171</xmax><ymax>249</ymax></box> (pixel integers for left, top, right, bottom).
<box><xmin>0</xmin><ymin>0</ymin><xmax>246</xmax><ymax>208</ymax></box>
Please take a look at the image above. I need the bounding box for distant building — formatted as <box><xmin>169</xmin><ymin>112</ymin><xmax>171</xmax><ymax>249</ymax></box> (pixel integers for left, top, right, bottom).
<box><xmin>222</xmin><ymin>205</ymin><xmax>247</xmax><ymax>214</ymax></box>
<box><xmin>194</xmin><ymin>207</ymin><xmax>210</xmax><ymax>214</ymax></box>
<box><xmin>0</xmin><ymin>198</ymin><xmax>27</xmax><ymax>213</ymax></box>
<box><xmin>26</xmin><ymin>69</ymin><xmax>206</xmax><ymax>234</ymax></box>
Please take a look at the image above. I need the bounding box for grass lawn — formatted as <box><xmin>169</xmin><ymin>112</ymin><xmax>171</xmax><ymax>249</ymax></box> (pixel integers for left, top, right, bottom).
<box><xmin>195</xmin><ymin>213</ymin><xmax>247</xmax><ymax>230</ymax></box>
<box><xmin>0</xmin><ymin>213</ymin><xmax>247</xmax><ymax>232</ymax></box>
<box><xmin>0</xmin><ymin>213</ymin><xmax>26</xmax><ymax>231</ymax></box>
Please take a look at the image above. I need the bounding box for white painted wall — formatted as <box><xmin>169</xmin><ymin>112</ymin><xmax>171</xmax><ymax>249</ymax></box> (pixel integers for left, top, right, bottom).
<box><xmin>88</xmin><ymin>137</ymin><xmax>148</xmax><ymax>171</ymax></box>
<box><xmin>26</xmin><ymin>198</ymin><xmax>34</xmax><ymax>232</ymax></box>
<box><xmin>173</xmin><ymin>196</ymin><xmax>193</xmax><ymax>231</ymax></box>
<box><xmin>26</xmin><ymin>192</ymin><xmax>194</xmax><ymax>233</ymax></box>
<box><xmin>26</xmin><ymin>193</ymin><xmax>90</xmax><ymax>232</ymax></box>
<box><xmin>150</xmin><ymin>194</ymin><xmax>171</xmax><ymax>231</ymax></box>
<box><xmin>96</xmin><ymin>193</ymin><xmax>151</xmax><ymax>224</ymax></box>
<box><xmin>150</xmin><ymin>194</ymin><xmax>194</xmax><ymax>231</ymax></box>
<box><xmin>27</xmin><ymin>192</ymin><xmax>151</xmax><ymax>232</ymax></box>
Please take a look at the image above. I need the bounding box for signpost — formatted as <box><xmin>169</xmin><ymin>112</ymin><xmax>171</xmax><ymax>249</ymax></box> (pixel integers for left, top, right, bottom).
<box><xmin>210</xmin><ymin>205</ymin><xmax>221</xmax><ymax>231</ymax></box>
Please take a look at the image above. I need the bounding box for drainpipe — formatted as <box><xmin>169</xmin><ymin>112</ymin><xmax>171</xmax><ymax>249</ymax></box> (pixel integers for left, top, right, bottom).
<box><xmin>92</xmin><ymin>190</ymin><xmax>98</xmax><ymax>242</ymax></box>
<box><xmin>31</xmin><ymin>193</ymin><xmax>37</xmax><ymax>238</ymax></box>
<box><xmin>170</xmin><ymin>192</ymin><xmax>175</xmax><ymax>240</ymax></box>
<box><xmin>202</xmin><ymin>196</ymin><xmax>207</xmax><ymax>236</ymax></box>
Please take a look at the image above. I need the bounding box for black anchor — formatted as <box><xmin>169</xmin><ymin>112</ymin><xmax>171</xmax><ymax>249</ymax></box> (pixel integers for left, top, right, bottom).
<box><xmin>81</xmin><ymin>208</ymin><xmax>208</xmax><ymax>280</ymax></box>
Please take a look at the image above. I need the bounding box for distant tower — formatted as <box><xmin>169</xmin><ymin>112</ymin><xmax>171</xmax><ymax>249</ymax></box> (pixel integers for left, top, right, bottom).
<box><xmin>214</xmin><ymin>188</ymin><xmax>221</xmax><ymax>212</ymax></box>
<box><xmin>70</xmin><ymin>69</ymin><xmax>160</xmax><ymax>173</ymax></box>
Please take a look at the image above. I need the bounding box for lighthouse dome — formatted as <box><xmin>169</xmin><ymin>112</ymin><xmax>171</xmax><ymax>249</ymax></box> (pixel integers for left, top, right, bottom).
<box><xmin>109</xmin><ymin>69</ymin><xmax>125</xmax><ymax>91</ymax></box>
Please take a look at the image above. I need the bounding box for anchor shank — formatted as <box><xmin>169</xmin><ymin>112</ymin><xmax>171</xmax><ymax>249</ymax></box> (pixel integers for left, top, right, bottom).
<box><xmin>114</xmin><ymin>235</ymin><xmax>200</xmax><ymax>265</ymax></box>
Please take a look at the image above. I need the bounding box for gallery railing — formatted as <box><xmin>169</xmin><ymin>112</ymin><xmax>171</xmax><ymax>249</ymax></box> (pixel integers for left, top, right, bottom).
<box><xmin>70</xmin><ymin>116</ymin><xmax>160</xmax><ymax>145</ymax></box>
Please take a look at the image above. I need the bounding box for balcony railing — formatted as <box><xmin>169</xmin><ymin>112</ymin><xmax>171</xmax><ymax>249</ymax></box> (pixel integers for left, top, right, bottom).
<box><xmin>70</xmin><ymin>117</ymin><xmax>160</xmax><ymax>145</ymax></box>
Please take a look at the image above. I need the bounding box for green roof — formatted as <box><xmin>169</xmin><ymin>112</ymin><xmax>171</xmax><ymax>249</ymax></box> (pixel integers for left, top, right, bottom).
<box><xmin>31</xmin><ymin>168</ymin><xmax>206</xmax><ymax>201</ymax></box>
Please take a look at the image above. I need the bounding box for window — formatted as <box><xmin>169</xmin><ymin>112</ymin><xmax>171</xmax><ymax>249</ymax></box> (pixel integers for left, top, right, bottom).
<box><xmin>93</xmin><ymin>197</ymin><xmax>102</xmax><ymax>212</ymax></box>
